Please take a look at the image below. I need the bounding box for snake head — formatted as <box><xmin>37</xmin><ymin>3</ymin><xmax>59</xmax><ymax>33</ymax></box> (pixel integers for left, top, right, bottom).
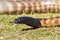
<box><xmin>13</xmin><ymin>16</ymin><xmax>41</xmax><ymax>28</ymax></box>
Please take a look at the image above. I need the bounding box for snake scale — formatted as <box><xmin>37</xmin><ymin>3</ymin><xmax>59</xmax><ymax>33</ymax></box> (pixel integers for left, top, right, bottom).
<box><xmin>0</xmin><ymin>0</ymin><xmax>60</xmax><ymax>14</ymax></box>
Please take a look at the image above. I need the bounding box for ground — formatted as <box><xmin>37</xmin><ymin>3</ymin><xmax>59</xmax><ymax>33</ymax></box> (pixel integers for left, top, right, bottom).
<box><xmin>0</xmin><ymin>13</ymin><xmax>60</xmax><ymax>40</ymax></box>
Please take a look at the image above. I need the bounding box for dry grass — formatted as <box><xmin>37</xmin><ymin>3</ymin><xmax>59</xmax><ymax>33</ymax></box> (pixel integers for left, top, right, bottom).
<box><xmin>0</xmin><ymin>13</ymin><xmax>60</xmax><ymax>40</ymax></box>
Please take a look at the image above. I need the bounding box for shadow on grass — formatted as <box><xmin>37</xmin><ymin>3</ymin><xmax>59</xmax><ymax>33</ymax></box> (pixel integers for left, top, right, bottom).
<box><xmin>21</xmin><ymin>27</ymin><xmax>39</xmax><ymax>31</ymax></box>
<box><xmin>21</xmin><ymin>25</ymin><xmax>60</xmax><ymax>31</ymax></box>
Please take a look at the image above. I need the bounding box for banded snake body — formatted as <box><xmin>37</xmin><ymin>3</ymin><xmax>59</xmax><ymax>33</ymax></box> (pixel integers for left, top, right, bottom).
<box><xmin>0</xmin><ymin>0</ymin><xmax>60</xmax><ymax>14</ymax></box>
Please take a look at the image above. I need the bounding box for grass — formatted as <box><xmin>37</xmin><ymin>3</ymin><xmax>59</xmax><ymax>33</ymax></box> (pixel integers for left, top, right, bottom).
<box><xmin>0</xmin><ymin>13</ymin><xmax>60</xmax><ymax>40</ymax></box>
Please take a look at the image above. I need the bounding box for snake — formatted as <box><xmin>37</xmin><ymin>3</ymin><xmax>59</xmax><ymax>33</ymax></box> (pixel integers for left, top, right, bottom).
<box><xmin>0</xmin><ymin>0</ymin><xmax>60</xmax><ymax>14</ymax></box>
<box><xmin>13</xmin><ymin>16</ymin><xmax>60</xmax><ymax>28</ymax></box>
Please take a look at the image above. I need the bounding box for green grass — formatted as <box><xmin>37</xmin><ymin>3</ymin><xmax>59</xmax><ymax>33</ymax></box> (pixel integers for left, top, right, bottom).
<box><xmin>0</xmin><ymin>13</ymin><xmax>60</xmax><ymax>40</ymax></box>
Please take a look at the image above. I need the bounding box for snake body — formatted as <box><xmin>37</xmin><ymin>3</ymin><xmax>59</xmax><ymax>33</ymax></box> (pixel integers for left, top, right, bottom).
<box><xmin>39</xmin><ymin>17</ymin><xmax>60</xmax><ymax>27</ymax></box>
<box><xmin>13</xmin><ymin>16</ymin><xmax>60</xmax><ymax>28</ymax></box>
<box><xmin>0</xmin><ymin>0</ymin><xmax>60</xmax><ymax>14</ymax></box>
